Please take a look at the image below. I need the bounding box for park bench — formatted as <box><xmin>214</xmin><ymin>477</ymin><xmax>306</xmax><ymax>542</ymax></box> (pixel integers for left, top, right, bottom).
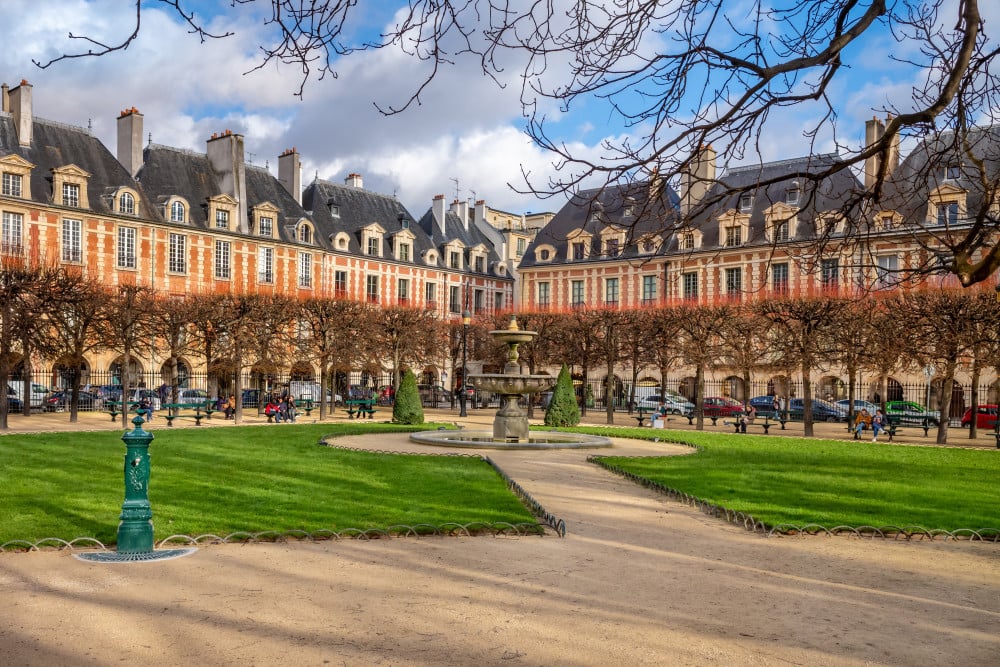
<box><xmin>345</xmin><ymin>399</ymin><xmax>377</xmax><ymax>419</ymax></box>
<box><xmin>161</xmin><ymin>401</ymin><xmax>212</xmax><ymax>427</ymax></box>
<box><xmin>633</xmin><ymin>407</ymin><xmax>655</xmax><ymax>427</ymax></box>
<box><xmin>105</xmin><ymin>400</ymin><xmax>142</xmax><ymax>422</ymax></box>
<box><xmin>294</xmin><ymin>398</ymin><xmax>314</xmax><ymax>417</ymax></box>
<box><xmin>686</xmin><ymin>411</ymin><xmax>741</xmax><ymax>427</ymax></box>
<box><xmin>724</xmin><ymin>414</ymin><xmax>777</xmax><ymax>434</ymax></box>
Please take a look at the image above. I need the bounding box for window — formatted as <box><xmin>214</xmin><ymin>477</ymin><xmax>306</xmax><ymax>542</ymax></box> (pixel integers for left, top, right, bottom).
<box><xmin>605</xmin><ymin>278</ymin><xmax>620</xmax><ymax>306</ymax></box>
<box><xmin>215</xmin><ymin>209</ymin><xmax>229</xmax><ymax>229</ymax></box>
<box><xmin>642</xmin><ymin>239</ymin><xmax>655</xmax><ymax>253</ymax></box>
<box><xmin>786</xmin><ymin>185</ymin><xmax>800</xmax><ymax>205</ymax></box>
<box><xmin>425</xmin><ymin>282</ymin><xmax>437</xmax><ymax>306</ymax></box>
<box><xmin>724</xmin><ymin>225</ymin><xmax>742</xmax><ymax>247</ymax></box>
<box><xmin>473</xmin><ymin>289</ymin><xmax>485</xmax><ymax>313</ymax></box>
<box><xmin>772</xmin><ymin>263</ymin><xmax>789</xmax><ymax>293</ymax></box>
<box><xmin>739</xmin><ymin>193</ymin><xmax>754</xmax><ymax>212</ymax></box>
<box><xmin>876</xmin><ymin>255</ymin><xmax>898</xmax><ymax>288</ymax></box>
<box><xmin>2</xmin><ymin>173</ymin><xmax>22</xmax><ymax>197</ymax></box>
<box><xmin>214</xmin><ymin>240</ymin><xmax>231</xmax><ymax>279</ymax></box>
<box><xmin>572</xmin><ymin>242</ymin><xmax>586</xmax><ymax>260</ymax></box>
<box><xmin>516</xmin><ymin>238</ymin><xmax>526</xmax><ymax>257</ymax></box>
<box><xmin>398</xmin><ymin>278</ymin><xmax>410</xmax><ymax>304</ymax></box>
<box><xmin>944</xmin><ymin>163</ymin><xmax>961</xmax><ymax>180</ymax></box>
<box><xmin>449</xmin><ymin>285</ymin><xmax>460</xmax><ymax>313</ymax></box>
<box><xmin>624</xmin><ymin>204</ymin><xmax>635</xmax><ymax>217</ymax></box>
<box><xmin>63</xmin><ymin>183</ymin><xmax>80</xmax><ymax>208</ymax></box>
<box><xmin>936</xmin><ymin>202</ymin><xmax>958</xmax><ymax>225</ymax></box>
<box><xmin>642</xmin><ymin>275</ymin><xmax>657</xmax><ymax>303</ymax></box>
<box><xmin>682</xmin><ymin>272</ymin><xmax>698</xmax><ymax>301</ymax></box>
<box><xmin>335</xmin><ymin>270</ymin><xmax>348</xmax><ymax>297</ymax></box>
<box><xmin>168</xmin><ymin>233</ymin><xmax>187</xmax><ymax>273</ymax></box>
<box><xmin>258</xmin><ymin>216</ymin><xmax>272</xmax><ymax>237</ymax></box>
<box><xmin>571</xmin><ymin>280</ymin><xmax>585</xmax><ymax>307</ymax></box>
<box><xmin>298</xmin><ymin>224</ymin><xmax>313</xmax><ymax>244</ymax></box>
<box><xmin>117</xmin><ymin>226</ymin><xmax>136</xmax><ymax>269</ymax></box>
<box><xmin>118</xmin><ymin>192</ymin><xmax>135</xmax><ymax>215</ymax></box>
<box><xmin>495</xmin><ymin>291</ymin><xmax>505</xmax><ymax>311</ymax></box>
<box><xmin>367</xmin><ymin>236</ymin><xmax>380</xmax><ymax>256</ymax></box>
<box><xmin>298</xmin><ymin>252</ymin><xmax>312</xmax><ymax>288</ymax></box>
<box><xmin>474</xmin><ymin>255</ymin><xmax>485</xmax><ymax>272</ymax></box>
<box><xmin>399</xmin><ymin>243</ymin><xmax>411</xmax><ymax>262</ymax></box>
<box><xmin>258</xmin><ymin>247</ymin><xmax>274</xmax><ymax>283</ymax></box>
<box><xmin>774</xmin><ymin>221</ymin><xmax>789</xmax><ymax>242</ymax></box>
<box><xmin>366</xmin><ymin>275</ymin><xmax>379</xmax><ymax>302</ymax></box>
<box><xmin>329</xmin><ymin>204</ymin><xmax>341</xmax><ymax>218</ymax></box>
<box><xmin>821</xmin><ymin>258</ymin><xmax>839</xmax><ymax>291</ymax></box>
<box><xmin>449</xmin><ymin>251</ymin><xmax>461</xmax><ymax>269</ymax></box>
<box><xmin>725</xmin><ymin>268</ymin><xmax>742</xmax><ymax>299</ymax></box>
<box><xmin>605</xmin><ymin>238</ymin><xmax>620</xmax><ymax>256</ymax></box>
<box><xmin>538</xmin><ymin>282</ymin><xmax>551</xmax><ymax>307</ymax></box>
<box><xmin>539</xmin><ymin>249</ymin><xmax>550</xmax><ymax>261</ymax></box>
<box><xmin>680</xmin><ymin>232</ymin><xmax>695</xmax><ymax>250</ymax></box>
<box><xmin>170</xmin><ymin>201</ymin><xmax>185</xmax><ymax>222</ymax></box>
<box><xmin>61</xmin><ymin>219</ymin><xmax>82</xmax><ymax>263</ymax></box>
<box><xmin>1</xmin><ymin>212</ymin><xmax>22</xmax><ymax>255</ymax></box>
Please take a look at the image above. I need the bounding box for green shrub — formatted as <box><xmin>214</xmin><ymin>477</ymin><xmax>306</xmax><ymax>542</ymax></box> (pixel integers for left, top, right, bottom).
<box><xmin>393</xmin><ymin>369</ymin><xmax>424</xmax><ymax>424</ymax></box>
<box><xmin>544</xmin><ymin>363</ymin><xmax>580</xmax><ymax>427</ymax></box>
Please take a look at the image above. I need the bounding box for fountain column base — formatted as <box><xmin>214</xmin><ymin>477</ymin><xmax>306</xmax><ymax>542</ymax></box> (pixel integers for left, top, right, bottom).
<box><xmin>494</xmin><ymin>394</ymin><xmax>528</xmax><ymax>441</ymax></box>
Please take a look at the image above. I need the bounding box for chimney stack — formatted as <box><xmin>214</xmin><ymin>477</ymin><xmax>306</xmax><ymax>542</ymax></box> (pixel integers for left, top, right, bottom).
<box><xmin>278</xmin><ymin>147</ymin><xmax>301</xmax><ymax>205</ymax></box>
<box><xmin>1</xmin><ymin>83</ymin><xmax>9</xmax><ymax>113</ymax></box>
<box><xmin>474</xmin><ymin>199</ymin><xmax>487</xmax><ymax>226</ymax></box>
<box><xmin>864</xmin><ymin>115</ymin><xmax>899</xmax><ymax>190</ymax></box>
<box><xmin>451</xmin><ymin>199</ymin><xmax>470</xmax><ymax>229</ymax></box>
<box><xmin>681</xmin><ymin>144</ymin><xmax>716</xmax><ymax>216</ymax></box>
<box><xmin>432</xmin><ymin>194</ymin><xmax>447</xmax><ymax>235</ymax></box>
<box><xmin>345</xmin><ymin>173</ymin><xmax>363</xmax><ymax>188</ymax></box>
<box><xmin>206</xmin><ymin>130</ymin><xmax>249</xmax><ymax>233</ymax></box>
<box><xmin>117</xmin><ymin>107</ymin><xmax>144</xmax><ymax>178</ymax></box>
<box><xmin>9</xmin><ymin>80</ymin><xmax>33</xmax><ymax>147</ymax></box>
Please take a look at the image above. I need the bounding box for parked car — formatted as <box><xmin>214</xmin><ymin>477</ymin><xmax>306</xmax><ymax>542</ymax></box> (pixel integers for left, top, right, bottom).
<box><xmin>748</xmin><ymin>395</ymin><xmax>781</xmax><ymax>416</ymax></box>
<box><xmin>8</xmin><ymin>381</ymin><xmax>51</xmax><ymax>409</ymax></box>
<box><xmin>45</xmin><ymin>390</ymin><xmax>103</xmax><ymax>412</ymax></box>
<box><xmin>885</xmin><ymin>401</ymin><xmax>940</xmax><ymax>426</ymax></box>
<box><xmin>835</xmin><ymin>399</ymin><xmax>879</xmax><ymax>415</ymax></box>
<box><xmin>961</xmin><ymin>405</ymin><xmax>998</xmax><ymax>429</ymax></box>
<box><xmin>636</xmin><ymin>394</ymin><xmax>694</xmax><ymax>416</ymax></box>
<box><xmin>5</xmin><ymin>386</ymin><xmax>23</xmax><ymax>412</ymax></box>
<box><xmin>176</xmin><ymin>388</ymin><xmax>209</xmax><ymax>406</ymax></box>
<box><xmin>701</xmin><ymin>396</ymin><xmax>744</xmax><ymax>418</ymax></box>
<box><xmin>95</xmin><ymin>384</ymin><xmax>123</xmax><ymax>402</ymax></box>
<box><xmin>418</xmin><ymin>384</ymin><xmax>452</xmax><ymax>405</ymax></box>
<box><xmin>788</xmin><ymin>398</ymin><xmax>847</xmax><ymax>422</ymax></box>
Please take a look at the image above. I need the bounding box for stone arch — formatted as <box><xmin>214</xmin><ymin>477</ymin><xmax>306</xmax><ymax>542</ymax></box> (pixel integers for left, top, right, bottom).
<box><xmin>109</xmin><ymin>356</ymin><xmax>145</xmax><ymax>389</ymax></box>
<box><xmin>677</xmin><ymin>376</ymin><xmax>697</xmax><ymax>401</ymax></box>
<box><xmin>49</xmin><ymin>356</ymin><xmax>92</xmax><ymax>391</ymax></box>
<box><xmin>159</xmin><ymin>358</ymin><xmax>192</xmax><ymax>388</ymax></box>
<box><xmin>598</xmin><ymin>374</ymin><xmax>626</xmax><ymax>408</ymax></box>
<box><xmin>721</xmin><ymin>375</ymin><xmax>746</xmax><ymax>402</ymax></box>
<box><xmin>766</xmin><ymin>375</ymin><xmax>794</xmax><ymax>398</ymax></box>
<box><xmin>817</xmin><ymin>375</ymin><xmax>846</xmax><ymax>401</ymax></box>
<box><xmin>289</xmin><ymin>361</ymin><xmax>315</xmax><ymax>382</ymax></box>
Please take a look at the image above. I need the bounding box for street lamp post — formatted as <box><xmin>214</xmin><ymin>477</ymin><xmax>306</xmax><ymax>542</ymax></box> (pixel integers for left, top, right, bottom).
<box><xmin>459</xmin><ymin>309</ymin><xmax>471</xmax><ymax>417</ymax></box>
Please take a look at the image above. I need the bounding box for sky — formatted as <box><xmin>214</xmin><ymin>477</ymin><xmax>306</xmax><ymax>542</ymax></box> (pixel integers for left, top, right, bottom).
<box><xmin>0</xmin><ymin>0</ymin><xmax>993</xmax><ymax>218</ymax></box>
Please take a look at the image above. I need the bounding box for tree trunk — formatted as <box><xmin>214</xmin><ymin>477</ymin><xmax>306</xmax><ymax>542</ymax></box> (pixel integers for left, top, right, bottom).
<box><xmin>969</xmin><ymin>362</ymin><xmax>980</xmax><ymax>439</ymax></box>
<box><xmin>695</xmin><ymin>364</ymin><xmax>705</xmax><ymax>430</ymax></box>
<box><xmin>801</xmin><ymin>360</ymin><xmax>814</xmax><ymax>437</ymax></box>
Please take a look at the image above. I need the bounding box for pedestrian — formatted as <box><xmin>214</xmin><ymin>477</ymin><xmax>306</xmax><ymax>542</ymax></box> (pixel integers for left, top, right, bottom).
<box><xmin>281</xmin><ymin>395</ymin><xmax>297</xmax><ymax>423</ymax></box>
<box><xmin>771</xmin><ymin>396</ymin><xmax>780</xmax><ymax>415</ymax></box>
<box><xmin>872</xmin><ymin>409</ymin><xmax>885</xmax><ymax>442</ymax></box>
<box><xmin>224</xmin><ymin>394</ymin><xmax>236</xmax><ymax>419</ymax></box>
<box><xmin>854</xmin><ymin>408</ymin><xmax>872</xmax><ymax>440</ymax></box>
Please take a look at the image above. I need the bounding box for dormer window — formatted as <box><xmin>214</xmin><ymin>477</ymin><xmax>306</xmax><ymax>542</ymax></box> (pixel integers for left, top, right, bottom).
<box><xmin>936</xmin><ymin>202</ymin><xmax>959</xmax><ymax>225</ymax></box>
<box><xmin>52</xmin><ymin>165</ymin><xmax>90</xmax><ymax>209</ymax></box>
<box><xmin>297</xmin><ymin>223</ymin><xmax>313</xmax><ymax>244</ymax></box>
<box><xmin>724</xmin><ymin>225</ymin><xmax>742</xmax><ymax>247</ymax></box>
<box><xmin>774</xmin><ymin>221</ymin><xmax>789</xmax><ymax>242</ymax></box>
<box><xmin>399</xmin><ymin>242</ymin><xmax>411</xmax><ymax>262</ymax></box>
<box><xmin>605</xmin><ymin>238</ymin><xmax>620</xmax><ymax>256</ymax></box>
<box><xmin>2</xmin><ymin>173</ymin><xmax>22</xmax><ymax>197</ymax></box>
<box><xmin>0</xmin><ymin>155</ymin><xmax>33</xmax><ymax>200</ymax></box>
<box><xmin>170</xmin><ymin>200</ymin><xmax>186</xmax><ymax>223</ymax></box>
<box><xmin>474</xmin><ymin>256</ymin><xmax>485</xmax><ymax>272</ymax></box>
<box><xmin>680</xmin><ymin>231</ymin><xmax>695</xmax><ymax>250</ymax></box>
<box><xmin>215</xmin><ymin>209</ymin><xmax>230</xmax><ymax>229</ymax></box>
<box><xmin>118</xmin><ymin>192</ymin><xmax>135</xmax><ymax>215</ymax></box>
<box><xmin>540</xmin><ymin>249</ymin><xmax>550</xmax><ymax>260</ymax></box>
<box><xmin>367</xmin><ymin>237</ymin><xmax>380</xmax><ymax>256</ymax></box>
<box><xmin>63</xmin><ymin>183</ymin><xmax>80</xmax><ymax>208</ymax></box>
<box><xmin>786</xmin><ymin>184</ymin><xmax>800</xmax><ymax>205</ymax></box>
<box><xmin>572</xmin><ymin>242</ymin><xmax>586</xmax><ymax>260</ymax></box>
<box><xmin>739</xmin><ymin>193</ymin><xmax>754</xmax><ymax>212</ymax></box>
<box><xmin>401</xmin><ymin>219</ymin><xmax>409</xmax><ymax>229</ymax></box>
<box><xmin>944</xmin><ymin>163</ymin><xmax>961</xmax><ymax>180</ymax></box>
<box><xmin>449</xmin><ymin>250</ymin><xmax>461</xmax><ymax>269</ymax></box>
<box><xmin>329</xmin><ymin>204</ymin><xmax>340</xmax><ymax>218</ymax></box>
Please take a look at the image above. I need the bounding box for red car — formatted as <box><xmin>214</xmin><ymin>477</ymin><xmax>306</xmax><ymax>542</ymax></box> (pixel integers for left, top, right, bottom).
<box><xmin>702</xmin><ymin>396</ymin><xmax>744</xmax><ymax>417</ymax></box>
<box><xmin>961</xmin><ymin>405</ymin><xmax>998</xmax><ymax>429</ymax></box>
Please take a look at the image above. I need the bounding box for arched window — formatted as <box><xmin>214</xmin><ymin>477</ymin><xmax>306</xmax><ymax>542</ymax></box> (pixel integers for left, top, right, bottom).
<box><xmin>170</xmin><ymin>200</ymin><xmax>185</xmax><ymax>222</ymax></box>
<box><xmin>119</xmin><ymin>192</ymin><xmax>136</xmax><ymax>215</ymax></box>
<box><xmin>298</xmin><ymin>223</ymin><xmax>313</xmax><ymax>244</ymax></box>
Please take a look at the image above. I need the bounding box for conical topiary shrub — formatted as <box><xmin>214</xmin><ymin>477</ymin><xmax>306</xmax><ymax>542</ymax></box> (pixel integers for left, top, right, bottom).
<box><xmin>392</xmin><ymin>369</ymin><xmax>424</xmax><ymax>424</ymax></box>
<box><xmin>544</xmin><ymin>363</ymin><xmax>580</xmax><ymax>427</ymax></box>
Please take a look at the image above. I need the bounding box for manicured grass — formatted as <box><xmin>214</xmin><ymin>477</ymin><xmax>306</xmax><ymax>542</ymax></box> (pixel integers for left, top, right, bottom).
<box><xmin>550</xmin><ymin>426</ymin><xmax>1000</xmax><ymax>532</ymax></box>
<box><xmin>0</xmin><ymin>423</ymin><xmax>537</xmax><ymax>546</ymax></box>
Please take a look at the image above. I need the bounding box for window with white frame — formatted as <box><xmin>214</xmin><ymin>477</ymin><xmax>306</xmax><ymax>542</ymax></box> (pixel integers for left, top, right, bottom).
<box><xmin>168</xmin><ymin>233</ymin><xmax>186</xmax><ymax>273</ymax></box>
<box><xmin>215</xmin><ymin>209</ymin><xmax>229</xmax><ymax>229</ymax></box>
<box><xmin>398</xmin><ymin>278</ymin><xmax>410</xmax><ymax>304</ymax></box>
<box><xmin>170</xmin><ymin>200</ymin><xmax>185</xmax><ymax>222</ymax></box>
<box><xmin>786</xmin><ymin>184</ymin><xmax>800</xmax><ymax>205</ymax></box>
<box><xmin>682</xmin><ymin>272</ymin><xmax>698</xmax><ymax>300</ymax></box>
<box><xmin>214</xmin><ymin>240</ymin><xmax>231</xmax><ymax>279</ymax></box>
<box><xmin>516</xmin><ymin>237</ymin><xmax>526</xmax><ymax>257</ymax></box>
<box><xmin>876</xmin><ymin>255</ymin><xmax>898</xmax><ymax>288</ymax></box>
<box><xmin>473</xmin><ymin>289</ymin><xmax>484</xmax><ymax>313</ymax></box>
<box><xmin>298</xmin><ymin>224</ymin><xmax>313</xmax><ymax>244</ymax></box>
<box><xmin>571</xmin><ymin>280</ymin><xmax>585</xmax><ymax>306</ymax></box>
<box><xmin>605</xmin><ymin>277</ymin><xmax>620</xmax><ymax>305</ymax></box>
<box><xmin>605</xmin><ymin>238</ymin><xmax>620</xmax><ymax>256</ymax></box>
<box><xmin>449</xmin><ymin>250</ymin><xmax>461</xmax><ymax>269</ymax></box>
<box><xmin>118</xmin><ymin>192</ymin><xmax>135</xmax><ymax>215</ymax></box>
<box><xmin>298</xmin><ymin>251</ymin><xmax>312</xmax><ymax>288</ymax></box>
<box><xmin>739</xmin><ymin>193</ymin><xmax>754</xmax><ymax>212</ymax></box>
<box><xmin>334</xmin><ymin>270</ymin><xmax>348</xmax><ymax>296</ymax></box>
<box><xmin>61</xmin><ymin>218</ymin><xmax>82</xmax><ymax>263</ymax></box>
<box><xmin>725</xmin><ymin>267</ymin><xmax>742</xmax><ymax>298</ymax></box>
<box><xmin>774</xmin><ymin>220</ymin><xmax>790</xmax><ymax>242</ymax></box>
<box><xmin>495</xmin><ymin>291</ymin><xmax>505</xmax><ymax>311</ymax></box>
<box><xmin>2</xmin><ymin>173</ymin><xmax>22</xmax><ymax>197</ymax></box>
<box><xmin>772</xmin><ymin>263</ymin><xmax>789</xmax><ymax>293</ymax></box>
<box><xmin>117</xmin><ymin>226</ymin><xmax>136</xmax><ymax>269</ymax></box>
<box><xmin>724</xmin><ymin>225</ymin><xmax>742</xmax><ymax>247</ymax></box>
<box><xmin>63</xmin><ymin>183</ymin><xmax>80</xmax><ymax>208</ymax></box>
<box><xmin>449</xmin><ymin>285</ymin><xmax>460</xmax><ymax>312</ymax></box>
<box><xmin>936</xmin><ymin>202</ymin><xmax>958</xmax><ymax>225</ymax></box>
<box><xmin>538</xmin><ymin>281</ymin><xmax>551</xmax><ymax>307</ymax></box>
<box><xmin>399</xmin><ymin>242</ymin><xmax>411</xmax><ymax>262</ymax></box>
<box><xmin>572</xmin><ymin>241</ymin><xmax>586</xmax><ymax>260</ymax></box>
<box><xmin>821</xmin><ymin>258</ymin><xmax>839</xmax><ymax>290</ymax></box>
<box><xmin>367</xmin><ymin>237</ymin><xmax>380</xmax><ymax>256</ymax></box>
<box><xmin>258</xmin><ymin>247</ymin><xmax>274</xmax><ymax>283</ymax></box>
<box><xmin>258</xmin><ymin>216</ymin><xmax>273</xmax><ymax>237</ymax></box>
<box><xmin>366</xmin><ymin>274</ymin><xmax>379</xmax><ymax>302</ymax></box>
<box><xmin>474</xmin><ymin>255</ymin><xmax>485</xmax><ymax>272</ymax></box>
<box><xmin>425</xmin><ymin>282</ymin><xmax>436</xmax><ymax>305</ymax></box>
<box><xmin>642</xmin><ymin>275</ymin><xmax>657</xmax><ymax>303</ymax></box>
<box><xmin>1</xmin><ymin>212</ymin><xmax>22</xmax><ymax>255</ymax></box>
<box><xmin>680</xmin><ymin>231</ymin><xmax>695</xmax><ymax>250</ymax></box>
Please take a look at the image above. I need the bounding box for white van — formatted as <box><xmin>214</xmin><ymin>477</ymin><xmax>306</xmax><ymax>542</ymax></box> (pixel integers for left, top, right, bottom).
<box><xmin>9</xmin><ymin>381</ymin><xmax>50</xmax><ymax>409</ymax></box>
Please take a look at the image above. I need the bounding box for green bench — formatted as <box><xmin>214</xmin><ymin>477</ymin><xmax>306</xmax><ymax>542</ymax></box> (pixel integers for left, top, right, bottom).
<box><xmin>106</xmin><ymin>400</ymin><xmax>142</xmax><ymax>422</ymax></box>
<box><xmin>161</xmin><ymin>401</ymin><xmax>214</xmax><ymax>427</ymax></box>
<box><xmin>294</xmin><ymin>399</ymin><xmax>315</xmax><ymax>417</ymax></box>
<box><xmin>345</xmin><ymin>399</ymin><xmax>376</xmax><ymax>419</ymax></box>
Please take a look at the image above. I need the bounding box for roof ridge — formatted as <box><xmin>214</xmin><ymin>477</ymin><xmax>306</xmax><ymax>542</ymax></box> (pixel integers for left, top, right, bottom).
<box><xmin>723</xmin><ymin>153</ymin><xmax>840</xmax><ymax>176</ymax></box>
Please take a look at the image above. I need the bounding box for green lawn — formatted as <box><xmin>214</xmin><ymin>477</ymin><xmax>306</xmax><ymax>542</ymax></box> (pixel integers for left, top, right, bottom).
<box><xmin>556</xmin><ymin>426</ymin><xmax>1000</xmax><ymax>533</ymax></box>
<box><xmin>0</xmin><ymin>423</ymin><xmax>538</xmax><ymax>547</ymax></box>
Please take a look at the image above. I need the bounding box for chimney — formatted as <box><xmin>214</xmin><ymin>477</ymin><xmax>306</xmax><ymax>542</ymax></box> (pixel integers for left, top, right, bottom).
<box><xmin>116</xmin><ymin>107</ymin><xmax>144</xmax><ymax>178</ymax></box>
<box><xmin>681</xmin><ymin>144</ymin><xmax>716</xmax><ymax>216</ymax></box>
<box><xmin>9</xmin><ymin>80</ymin><xmax>33</xmax><ymax>147</ymax></box>
<box><xmin>1</xmin><ymin>84</ymin><xmax>9</xmax><ymax>113</ymax></box>
<box><xmin>432</xmin><ymin>194</ymin><xmax>447</xmax><ymax>235</ymax></box>
<box><xmin>206</xmin><ymin>130</ymin><xmax>249</xmax><ymax>233</ymax></box>
<box><xmin>278</xmin><ymin>147</ymin><xmax>301</xmax><ymax>204</ymax></box>
<box><xmin>475</xmin><ymin>199</ymin><xmax>487</xmax><ymax>226</ymax></box>
<box><xmin>864</xmin><ymin>115</ymin><xmax>898</xmax><ymax>190</ymax></box>
<box><xmin>451</xmin><ymin>199</ymin><xmax>470</xmax><ymax>229</ymax></box>
<box><xmin>345</xmin><ymin>173</ymin><xmax>363</xmax><ymax>188</ymax></box>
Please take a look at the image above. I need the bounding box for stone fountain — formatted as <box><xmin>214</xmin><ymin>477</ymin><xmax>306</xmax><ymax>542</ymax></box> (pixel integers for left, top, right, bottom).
<box><xmin>409</xmin><ymin>314</ymin><xmax>612</xmax><ymax>450</ymax></box>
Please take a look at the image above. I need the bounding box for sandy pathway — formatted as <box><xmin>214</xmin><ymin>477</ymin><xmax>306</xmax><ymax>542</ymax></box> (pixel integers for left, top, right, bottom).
<box><xmin>1</xmin><ymin>433</ymin><xmax>998</xmax><ymax>666</ymax></box>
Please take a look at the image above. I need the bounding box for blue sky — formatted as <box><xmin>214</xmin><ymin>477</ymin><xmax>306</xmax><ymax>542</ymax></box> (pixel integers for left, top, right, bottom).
<box><xmin>1</xmin><ymin>1</ymin><xmax>993</xmax><ymax>216</ymax></box>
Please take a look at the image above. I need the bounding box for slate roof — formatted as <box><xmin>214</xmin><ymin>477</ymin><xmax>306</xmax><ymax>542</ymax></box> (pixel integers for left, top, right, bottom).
<box><xmin>417</xmin><ymin>206</ymin><xmax>507</xmax><ymax>277</ymax></box>
<box><xmin>687</xmin><ymin>153</ymin><xmax>861</xmax><ymax>248</ymax></box>
<box><xmin>0</xmin><ymin>114</ymin><xmax>153</xmax><ymax>217</ymax></box>
<box><xmin>519</xmin><ymin>180</ymin><xmax>680</xmax><ymax>269</ymax></box>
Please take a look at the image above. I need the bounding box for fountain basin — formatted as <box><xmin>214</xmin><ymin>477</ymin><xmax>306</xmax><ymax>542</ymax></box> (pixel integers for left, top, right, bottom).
<box><xmin>409</xmin><ymin>429</ymin><xmax>613</xmax><ymax>450</ymax></box>
<box><xmin>471</xmin><ymin>374</ymin><xmax>554</xmax><ymax>395</ymax></box>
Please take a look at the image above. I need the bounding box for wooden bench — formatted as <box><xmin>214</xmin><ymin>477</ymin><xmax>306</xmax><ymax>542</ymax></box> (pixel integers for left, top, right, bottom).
<box><xmin>345</xmin><ymin>399</ymin><xmax>376</xmax><ymax>419</ymax></box>
<box><xmin>161</xmin><ymin>402</ymin><xmax>210</xmax><ymax>427</ymax></box>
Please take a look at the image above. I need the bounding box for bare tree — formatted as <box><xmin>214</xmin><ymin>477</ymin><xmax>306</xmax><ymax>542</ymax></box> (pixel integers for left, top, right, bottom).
<box><xmin>96</xmin><ymin>284</ymin><xmax>156</xmax><ymax>427</ymax></box>
<box><xmin>374</xmin><ymin>306</ymin><xmax>444</xmax><ymax>394</ymax></box>
<box><xmin>45</xmin><ymin>274</ymin><xmax>105</xmax><ymax>424</ymax></box>
<box><xmin>148</xmin><ymin>295</ymin><xmax>202</xmax><ymax>409</ymax></box>
<box><xmin>37</xmin><ymin>1</ymin><xmax>1000</xmax><ymax>285</ymax></box>
<box><xmin>673</xmin><ymin>303</ymin><xmax>734</xmax><ymax>430</ymax></box>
